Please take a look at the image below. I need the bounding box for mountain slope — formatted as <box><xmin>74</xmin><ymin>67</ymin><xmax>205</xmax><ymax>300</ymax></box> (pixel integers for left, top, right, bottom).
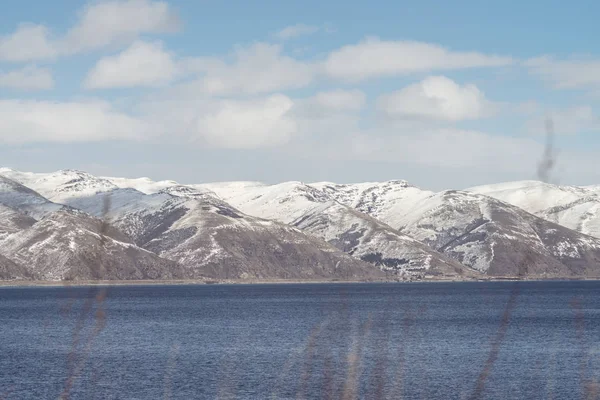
<box><xmin>0</xmin><ymin>209</ymin><xmax>186</xmax><ymax>281</ymax></box>
<box><xmin>312</xmin><ymin>180</ymin><xmax>600</xmax><ymax>277</ymax></box>
<box><xmin>0</xmin><ymin>254</ymin><xmax>31</xmax><ymax>280</ymax></box>
<box><xmin>391</xmin><ymin>190</ymin><xmax>600</xmax><ymax>277</ymax></box>
<box><xmin>0</xmin><ymin>204</ymin><xmax>37</xmax><ymax>241</ymax></box>
<box><xmin>468</xmin><ymin>181</ymin><xmax>600</xmax><ymax>239</ymax></box>
<box><xmin>311</xmin><ymin>180</ymin><xmax>434</xmax><ymax>229</ymax></box>
<box><xmin>204</xmin><ymin>181</ymin><xmax>475</xmax><ymax>279</ymax></box>
<box><xmin>102</xmin><ymin>175</ymin><xmax>182</xmax><ymax>195</ymax></box>
<box><xmin>0</xmin><ymin>168</ymin><xmax>118</xmax><ymax>204</ymax></box>
<box><xmin>0</xmin><ymin>175</ymin><xmax>62</xmax><ymax>218</ymax></box>
<box><xmin>4</xmin><ymin>167</ymin><xmax>600</xmax><ymax>281</ymax></box>
<box><xmin>65</xmin><ymin>187</ymin><xmax>382</xmax><ymax>281</ymax></box>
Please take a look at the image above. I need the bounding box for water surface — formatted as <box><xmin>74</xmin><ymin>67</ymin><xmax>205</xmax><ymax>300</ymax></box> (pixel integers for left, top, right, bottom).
<box><xmin>1</xmin><ymin>281</ymin><xmax>599</xmax><ymax>399</ymax></box>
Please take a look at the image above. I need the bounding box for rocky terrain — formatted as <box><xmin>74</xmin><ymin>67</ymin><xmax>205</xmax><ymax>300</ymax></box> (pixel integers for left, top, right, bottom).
<box><xmin>391</xmin><ymin>190</ymin><xmax>600</xmax><ymax>277</ymax></box>
<box><xmin>0</xmin><ymin>253</ymin><xmax>31</xmax><ymax>280</ymax></box>
<box><xmin>0</xmin><ymin>170</ymin><xmax>382</xmax><ymax>281</ymax></box>
<box><xmin>1</xmin><ymin>167</ymin><xmax>599</xmax><ymax>282</ymax></box>
<box><xmin>313</xmin><ymin>181</ymin><xmax>600</xmax><ymax>277</ymax></box>
<box><xmin>0</xmin><ymin>203</ymin><xmax>37</xmax><ymax>240</ymax></box>
<box><xmin>469</xmin><ymin>180</ymin><xmax>600</xmax><ymax>239</ymax></box>
<box><xmin>0</xmin><ymin>207</ymin><xmax>186</xmax><ymax>281</ymax></box>
<box><xmin>202</xmin><ymin>181</ymin><xmax>474</xmax><ymax>279</ymax></box>
<box><xmin>0</xmin><ymin>175</ymin><xmax>62</xmax><ymax>218</ymax></box>
<box><xmin>71</xmin><ymin>187</ymin><xmax>382</xmax><ymax>280</ymax></box>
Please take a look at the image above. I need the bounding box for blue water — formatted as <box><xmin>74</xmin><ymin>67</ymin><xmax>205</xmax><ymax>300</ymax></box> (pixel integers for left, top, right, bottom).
<box><xmin>1</xmin><ymin>281</ymin><xmax>599</xmax><ymax>399</ymax></box>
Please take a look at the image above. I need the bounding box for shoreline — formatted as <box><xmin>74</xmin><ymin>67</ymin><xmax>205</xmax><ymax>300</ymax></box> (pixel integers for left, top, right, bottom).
<box><xmin>2</xmin><ymin>276</ymin><xmax>600</xmax><ymax>288</ymax></box>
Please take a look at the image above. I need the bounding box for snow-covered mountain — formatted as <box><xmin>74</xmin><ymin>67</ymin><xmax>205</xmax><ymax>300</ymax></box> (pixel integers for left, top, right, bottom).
<box><xmin>0</xmin><ymin>253</ymin><xmax>30</xmax><ymax>280</ymax></box>
<box><xmin>0</xmin><ymin>207</ymin><xmax>185</xmax><ymax>281</ymax></box>
<box><xmin>0</xmin><ymin>172</ymin><xmax>188</xmax><ymax>281</ymax></box>
<box><xmin>0</xmin><ymin>168</ymin><xmax>118</xmax><ymax>204</ymax></box>
<box><xmin>311</xmin><ymin>180</ymin><xmax>434</xmax><ymax>229</ymax></box>
<box><xmin>2</xmin><ymin>167</ymin><xmax>600</xmax><ymax>281</ymax></box>
<box><xmin>303</xmin><ymin>181</ymin><xmax>600</xmax><ymax>277</ymax></box>
<box><xmin>379</xmin><ymin>190</ymin><xmax>600</xmax><ymax>277</ymax></box>
<box><xmin>468</xmin><ymin>181</ymin><xmax>600</xmax><ymax>239</ymax></box>
<box><xmin>203</xmin><ymin>181</ymin><xmax>475</xmax><ymax>279</ymax></box>
<box><xmin>0</xmin><ymin>203</ymin><xmax>36</xmax><ymax>241</ymax></box>
<box><xmin>101</xmin><ymin>175</ymin><xmax>183</xmax><ymax>195</ymax></box>
<box><xmin>59</xmin><ymin>184</ymin><xmax>382</xmax><ymax>281</ymax></box>
<box><xmin>0</xmin><ymin>175</ymin><xmax>62</xmax><ymax>218</ymax></box>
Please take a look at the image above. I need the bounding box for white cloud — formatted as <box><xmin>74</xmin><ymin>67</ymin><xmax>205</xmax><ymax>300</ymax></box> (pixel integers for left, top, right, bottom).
<box><xmin>63</xmin><ymin>0</ymin><xmax>180</xmax><ymax>54</ymax></box>
<box><xmin>196</xmin><ymin>94</ymin><xmax>297</xmax><ymax>149</ymax></box>
<box><xmin>513</xmin><ymin>101</ymin><xmax>539</xmax><ymax>116</ymax></box>
<box><xmin>283</xmin><ymin>110</ymin><xmax>544</xmax><ymax>177</ymax></box>
<box><xmin>0</xmin><ymin>66</ymin><xmax>54</xmax><ymax>90</ymax></box>
<box><xmin>0</xmin><ymin>24</ymin><xmax>57</xmax><ymax>62</ymax></box>
<box><xmin>275</xmin><ymin>24</ymin><xmax>319</xmax><ymax>40</ymax></box>
<box><xmin>311</xmin><ymin>89</ymin><xmax>366</xmax><ymax>111</ymax></box>
<box><xmin>324</xmin><ymin>37</ymin><xmax>514</xmax><ymax>81</ymax></box>
<box><xmin>0</xmin><ymin>0</ymin><xmax>179</xmax><ymax>62</ymax></box>
<box><xmin>139</xmin><ymin>89</ymin><xmax>362</xmax><ymax>149</ymax></box>
<box><xmin>292</xmin><ymin>89</ymin><xmax>366</xmax><ymax>119</ymax></box>
<box><xmin>186</xmin><ymin>43</ymin><xmax>315</xmax><ymax>95</ymax></box>
<box><xmin>525</xmin><ymin>106</ymin><xmax>599</xmax><ymax>135</ymax></box>
<box><xmin>84</xmin><ymin>40</ymin><xmax>178</xmax><ymax>89</ymax></box>
<box><xmin>349</xmin><ymin>128</ymin><xmax>542</xmax><ymax>171</ymax></box>
<box><xmin>526</xmin><ymin>56</ymin><xmax>600</xmax><ymax>90</ymax></box>
<box><xmin>284</xmin><ymin>96</ymin><xmax>540</xmax><ymax>174</ymax></box>
<box><xmin>377</xmin><ymin>76</ymin><xmax>494</xmax><ymax>121</ymax></box>
<box><xmin>0</xmin><ymin>100</ymin><xmax>149</xmax><ymax>143</ymax></box>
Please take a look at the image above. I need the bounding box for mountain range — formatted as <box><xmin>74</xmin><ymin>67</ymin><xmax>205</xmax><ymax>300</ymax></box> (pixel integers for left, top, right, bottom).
<box><xmin>1</xmin><ymin>167</ymin><xmax>599</xmax><ymax>282</ymax></box>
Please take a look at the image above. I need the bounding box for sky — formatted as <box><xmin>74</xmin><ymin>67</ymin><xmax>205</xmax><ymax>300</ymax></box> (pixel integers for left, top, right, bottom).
<box><xmin>1</xmin><ymin>0</ymin><xmax>600</xmax><ymax>190</ymax></box>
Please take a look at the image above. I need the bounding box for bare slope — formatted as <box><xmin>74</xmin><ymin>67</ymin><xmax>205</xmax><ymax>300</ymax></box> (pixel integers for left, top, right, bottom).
<box><xmin>204</xmin><ymin>181</ymin><xmax>474</xmax><ymax>279</ymax></box>
<box><xmin>66</xmin><ymin>187</ymin><xmax>382</xmax><ymax>280</ymax></box>
<box><xmin>0</xmin><ymin>209</ymin><xmax>186</xmax><ymax>281</ymax></box>
<box><xmin>469</xmin><ymin>180</ymin><xmax>600</xmax><ymax>238</ymax></box>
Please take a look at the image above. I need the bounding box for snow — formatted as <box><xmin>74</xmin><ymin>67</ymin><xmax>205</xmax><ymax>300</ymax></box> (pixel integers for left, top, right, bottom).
<box><xmin>3</xmin><ymin>166</ymin><xmax>600</xmax><ymax>279</ymax></box>
<box><xmin>46</xmin><ymin>176</ymin><xmax>351</xmax><ymax>272</ymax></box>
<box><xmin>199</xmin><ymin>179</ymin><xmax>460</xmax><ymax>273</ymax></box>
<box><xmin>103</xmin><ymin>176</ymin><xmax>181</xmax><ymax>195</ymax></box>
<box><xmin>197</xmin><ymin>181</ymin><xmax>267</xmax><ymax>196</ymax></box>
<box><xmin>553</xmin><ymin>241</ymin><xmax>581</xmax><ymax>258</ymax></box>
<box><xmin>0</xmin><ymin>176</ymin><xmax>61</xmax><ymax>219</ymax></box>
<box><xmin>468</xmin><ymin>180</ymin><xmax>600</xmax><ymax>238</ymax></box>
<box><xmin>468</xmin><ymin>180</ymin><xmax>586</xmax><ymax>213</ymax></box>
<box><xmin>204</xmin><ymin>181</ymin><xmax>331</xmax><ymax>225</ymax></box>
<box><xmin>1</xmin><ymin>169</ymin><xmax>117</xmax><ymax>203</ymax></box>
<box><xmin>311</xmin><ymin>180</ymin><xmax>435</xmax><ymax>229</ymax></box>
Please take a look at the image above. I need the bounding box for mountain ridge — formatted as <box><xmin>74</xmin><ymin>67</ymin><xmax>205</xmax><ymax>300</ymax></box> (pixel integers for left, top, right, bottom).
<box><xmin>2</xmin><ymin>167</ymin><xmax>599</xmax><ymax>281</ymax></box>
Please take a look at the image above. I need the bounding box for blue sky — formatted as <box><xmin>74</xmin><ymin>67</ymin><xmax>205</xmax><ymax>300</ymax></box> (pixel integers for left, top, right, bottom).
<box><xmin>1</xmin><ymin>0</ymin><xmax>599</xmax><ymax>189</ymax></box>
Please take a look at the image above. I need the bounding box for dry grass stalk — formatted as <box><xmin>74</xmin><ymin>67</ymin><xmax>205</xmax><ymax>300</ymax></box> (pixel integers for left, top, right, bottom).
<box><xmin>0</xmin><ymin>387</ymin><xmax>14</xmax><ymax>400</ymax></box>
<box><xmin>59</xmin><ymin>193</ymin><xmax>111</xmax><ymax>399</ymax></box>
<box><xmin>341</xmin><ymin>316</ymin><xmax>372</xmax><ymax>400</ymax></box>
<box><xmin>296</xmin><ymin>322</ymin><xmax>326</xmax><ymax>400</ymax></box>
<box><xmin>370</xmin><ymin>305</ymin><xmax>393</xmax><ymax>399</ymax></box>
<box><xmin>163</xmin><ymin>343</ymin><xmax>181</xmax><ymax>400</ymax></box>
<box><xmin>389</xmin><ymin>306</ymin><xmax>420</xmax><ymax>400</ymax></box>
<box><xmin>216</xmin><ymin>357</ymin><xmax>240</xmax><ymax>400</ymax></box>
<box><xmin>468</xmin><ymin>285</ymin><xmax>519</xmax><ymax>400</ymax></box>
<box><xmin>321</xmin><ymin>349</ymin><xmax>335</xmax><ymax>400</ymax></box>
<box><xmin>59</xmin><ymin>289</ymin><xmax>107</xmax><ymax>400</ymax></box>
<box><xmin>571</xmin><ymin>299</ymin><xmax>599</xmax><ymax>400</ymax></box>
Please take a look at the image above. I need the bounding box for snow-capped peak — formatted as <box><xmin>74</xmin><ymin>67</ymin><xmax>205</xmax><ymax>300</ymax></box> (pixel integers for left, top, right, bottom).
<box><xmin>0</xmin><ymin>168</ymin><xmax>117</xmax><ymax>202</ymax></box>
<box><xmin>102</xmin><ymin>176</ymin><xmax>181</xmax><ymax>195</ymax></box>
<box><xmin>468</xmin><ymin>180</ymin><xmax>600</xmax><ymax>238</ymax></box>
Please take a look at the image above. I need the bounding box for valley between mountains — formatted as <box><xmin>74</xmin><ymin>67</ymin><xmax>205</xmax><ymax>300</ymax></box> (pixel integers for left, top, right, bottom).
<box><xmin>1</xmin><ymin>167</ymin><xmax>600</xmax><ymax>283</ymax></box>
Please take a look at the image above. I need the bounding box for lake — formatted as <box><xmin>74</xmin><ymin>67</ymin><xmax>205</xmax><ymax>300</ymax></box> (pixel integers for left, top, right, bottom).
<box><xmin>1</xmin><ymin>281</ymin><xmax>599</xmax><ymax>399</ymax></box>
